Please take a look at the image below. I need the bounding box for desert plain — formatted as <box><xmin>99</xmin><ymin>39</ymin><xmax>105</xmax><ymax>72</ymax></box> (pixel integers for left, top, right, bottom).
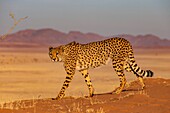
<box><xmin>0</xmin><ymin>47</ymin><xmax>170</xmax><ymax>113</ymax></box>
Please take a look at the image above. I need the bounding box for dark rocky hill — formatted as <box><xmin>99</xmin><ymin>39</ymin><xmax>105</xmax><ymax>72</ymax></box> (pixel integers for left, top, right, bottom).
<box><xmin>1</xmin><ymin>28</ymin><xmax>170</xmax><ymax>47</ymax></box>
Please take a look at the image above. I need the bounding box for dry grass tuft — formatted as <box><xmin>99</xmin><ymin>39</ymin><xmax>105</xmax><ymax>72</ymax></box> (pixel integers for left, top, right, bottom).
<box><xmin>0</xmin><ymin>97</ymin><xmax>37</xmax><ymax>112</ymax></box>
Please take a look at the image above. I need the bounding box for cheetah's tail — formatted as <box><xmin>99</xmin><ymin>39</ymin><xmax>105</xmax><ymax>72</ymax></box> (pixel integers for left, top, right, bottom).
<box><xmin>128</xmin><ymin>49</ymin><xmax>154</xmax><ymax>78</ymax></box>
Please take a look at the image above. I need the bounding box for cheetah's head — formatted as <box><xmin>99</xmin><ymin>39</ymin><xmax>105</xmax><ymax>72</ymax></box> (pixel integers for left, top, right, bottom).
<box><xmin>49</xmin><ymin>46</ymin><xmax>64</xmax><ymax>62</ymax></box>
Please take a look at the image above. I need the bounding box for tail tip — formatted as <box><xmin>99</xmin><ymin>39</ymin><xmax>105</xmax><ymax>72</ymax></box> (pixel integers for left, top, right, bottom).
<box><xmin>146</xmin><ymin>70</ymin><xmax>154</xmax><ymax>77</ymax></box>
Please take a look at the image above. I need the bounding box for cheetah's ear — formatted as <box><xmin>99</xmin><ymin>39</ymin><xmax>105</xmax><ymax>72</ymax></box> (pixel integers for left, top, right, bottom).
<box><xmin>49</xmin><ymin>47</ymin><xmax>53</xmax><ymax>51</ymax></box>
<box><xmin>59</xmin><ymin>46</ymin><xmax>65</xmax><ymax>52</ymax></box>
<box><xmin>70</xmin><ymin>41</ymin><xmax>76</xmax><ymax>45</ymax></box>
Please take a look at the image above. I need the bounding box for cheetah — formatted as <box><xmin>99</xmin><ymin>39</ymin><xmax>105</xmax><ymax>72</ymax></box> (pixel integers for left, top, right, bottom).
<box><xmin>49</xmin><ymin>37</ymin><xmax>153</xmax><ymax>100</ymax></box>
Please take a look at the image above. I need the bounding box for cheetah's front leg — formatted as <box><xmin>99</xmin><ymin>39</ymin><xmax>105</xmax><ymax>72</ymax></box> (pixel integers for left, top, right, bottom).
<box><xmin>52</xmin><ymin>74</ymin><xmax>73</xmax><ymax>100</ymax></box>
<box><xmin>80</xmin><ymin>69</ymin><xmax>94</xmax><ymax>97</ymax></box>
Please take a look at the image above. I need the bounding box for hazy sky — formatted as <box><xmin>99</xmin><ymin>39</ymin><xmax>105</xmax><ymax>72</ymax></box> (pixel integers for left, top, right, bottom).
<box><xmin>1</xmin><ymin>0</ymin><xmax>170</xmax><ymax>39</ymax></box>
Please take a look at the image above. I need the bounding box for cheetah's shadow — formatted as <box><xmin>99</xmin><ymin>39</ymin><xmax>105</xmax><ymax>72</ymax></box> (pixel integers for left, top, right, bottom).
<box><xmin>93</xmin><ymin>88</ymin><xmax>143</xmax><ymax>96</ymax></box>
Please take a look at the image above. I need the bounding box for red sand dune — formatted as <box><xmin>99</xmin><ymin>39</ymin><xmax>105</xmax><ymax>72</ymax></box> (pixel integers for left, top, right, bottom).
<box><xmin>1</xmin><ymin>78</ymin><xmax>170</xmax><ymax>113</ymax></box>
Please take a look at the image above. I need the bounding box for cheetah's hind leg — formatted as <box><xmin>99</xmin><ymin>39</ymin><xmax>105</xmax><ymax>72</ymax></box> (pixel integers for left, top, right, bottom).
<box><xmin>112</xmin><ymin>61</ymin><xmax>127</xmax><ymax>94</ymax></box>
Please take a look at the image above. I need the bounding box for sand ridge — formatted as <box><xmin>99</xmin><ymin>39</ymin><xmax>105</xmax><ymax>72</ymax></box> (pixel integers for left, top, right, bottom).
<box><xmin>0</xmin><ymin>78</ymin><xmax>170</xmax><ymax>113</ymax></box>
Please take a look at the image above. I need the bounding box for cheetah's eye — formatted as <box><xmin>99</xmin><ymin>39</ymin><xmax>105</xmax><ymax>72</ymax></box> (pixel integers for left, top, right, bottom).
<box><xmin>49</xmin><ymin>52</ymin><xmax>52</xmax><ymax>56</ymax></box>
<box><xmin>56</xmin><ymin>51</ymin><xmax>59</xmax><ymax>55</ymax></box>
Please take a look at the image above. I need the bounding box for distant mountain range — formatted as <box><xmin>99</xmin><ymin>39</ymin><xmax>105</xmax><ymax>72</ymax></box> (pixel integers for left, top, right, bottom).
<box><xmin>0</xmin><ymin>28</ymin><xmax>170</xmax><ymax>48</ymax></box>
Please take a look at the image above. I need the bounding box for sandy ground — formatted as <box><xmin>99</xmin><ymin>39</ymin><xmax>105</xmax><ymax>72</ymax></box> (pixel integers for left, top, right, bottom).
<box><xmin>0</xmin><ymin>78</ymin><xmax>170</xmax><ymax>113</ymax></box>
<box><xmin>0</xmin><ymin>47</ymin><xmax>170</xmax><ymax>112</ymax></box>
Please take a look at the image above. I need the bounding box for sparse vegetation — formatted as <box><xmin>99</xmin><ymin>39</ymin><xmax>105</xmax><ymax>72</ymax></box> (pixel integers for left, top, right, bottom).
<box><xmin>89</xmin><ymin>97</ymin><xmax>106</xmax><ymax>105</ymax></box>
<box><xmin>66</xmin><ymin>102</ymin><xmax>83</xmax><ymax>112</ymax></box>
<box><xmin>0</xmin><ymin>98</ymin><xmax>37</xmax><ymax>110</ymax></box>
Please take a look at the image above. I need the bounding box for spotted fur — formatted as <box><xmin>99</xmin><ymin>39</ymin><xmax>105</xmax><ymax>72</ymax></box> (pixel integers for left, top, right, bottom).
<box><xmin>49</xmin><ymin>37</ymin><xmax>153</xmax><ymax>100</ymax></box>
